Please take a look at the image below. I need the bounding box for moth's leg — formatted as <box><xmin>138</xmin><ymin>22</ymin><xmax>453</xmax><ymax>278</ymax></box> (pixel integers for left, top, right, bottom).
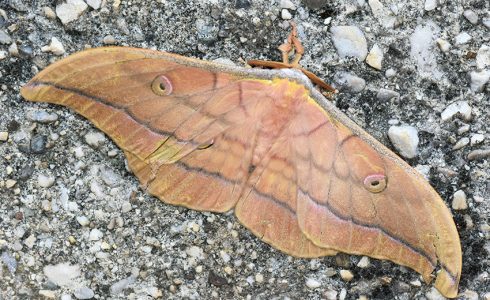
<box><xmin>301</xmin><ymin>69</ymin><xmax>338</xmax><ymax>96</ymax></box>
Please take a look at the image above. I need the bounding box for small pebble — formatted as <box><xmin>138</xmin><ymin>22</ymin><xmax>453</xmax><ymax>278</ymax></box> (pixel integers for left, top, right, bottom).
<box><xmin>441</xmin><ymin>101</ymin><xmax>472</xmax><ymax>122</ymax></box>
<box><xmin>470</xmin><ymin>70</ymin><xmax>490</xmax><ymax>92</ymax></box>
<box><xmin>424</xmin><ymin>0</ymin><xmax>437</xmax><ymax>11</ymax></box>
<box><xmin>24</xmin><ymin>234</ymin><xmax>36</xmax><ymax>248</ymax></box>
<box><xmin>43</xmin><ymin>6</ymin><xmax>57</xmax><ymax>19</ymax></box>
<box><xmin>339</xmin><ymin>269</ymin><xmax>354</xmax><ymax>281</ymax></box>
<box><xmin>324</xmin><ymin>290</ymin><xmax>338</xmax><ymax>300</ymax></box>
<box><xmin>39</xmin><ymin>290</ymin><xmax>56</xmax><ymax>299</ymax></box>
<box><xmin>279</xmin><ymin>0</ymin><xmax>295</xmax><ymax>10</ymax></box>
<box><xmin>121</xmin><ymin>201</ymin><xmax>132</xmax><ymax>213</ymax></box>
<box><xmin>56</xmin><ymin>0</ymin><xmax>88</xmax><ymax>25</ymax></box>
<box><xmin>0</xmin><ymin>131</ymin><xmax>8</xmax><ymax>141</ymax></box>
<box><xmin>255</xmin><ymin>273</ymin><xmax>264</xmax><ymax>283</ymax></box>
<box><xmin>89</xmin><ymin>228</ymin><xmax>103</xmax><ymax>241</ymax></box>
<box><xmin>463</xmin><ymin>10</ymin><xmax>478</xmax><ymax>25</ymax></box>
<box><xmin>476</xmin><ymin>45</ymin><xmax>490</xmax><ymax>70</ymax></box>
<box><xmin>388</xmin><ymin>125</ymin><xmax>419</xmax><ymax>159</ymax></box>
<box><xmin>84</xmin><ymin>131</ymin><xmax>106</xmax><ymax>148</ymax></box>
<box><xmin>357</xmin><ymin>256</ymin><xmax>370</xmax><ymax>268</ymax></box>
<box><xmin>5</xmin><ymin>179</ymin><xmax>16</xmax><ymax>188</ymax></box>
<box><xmin>366</xmin><ymin>44</ymin><xmax>383</xmax><ymax>70</ymax></box>
<box><xmin>30</xmin><ymin>134</ymin><xmax>48</xmax><ymax>154</ymax></box>
<box><xmin>333</xmin><ymin>72</ymin><xmax>366</xmax><ymax>93</ymax></box>
<box><xmin>38</xmin><ymin>174</ymin><xmax>55</xmax><ymax>188</ymax></box>
<box><xmin>110</xmin><ymin>275</ymin><xmax>136</xmax><ymax>295</ymax></box>
<box><xmin>28</xmin><ymin>110</ymin><xmax>59</xmax><ymax>123</ymax></box>
<box><xmin>74</xmin><ymin>287</ymin><xmax>95</xmax><ymax>299</ymax></box>
<box><xmin>0</xmin><ymin>30</ymin><xmax>12</xmax><ymax>44</ymax></box>
<box><xmin>410</xmin><ymin>22</ymin><xmax>442</xmax><ymax>79</ymax></box>
<box><xmin>467</xmin><ymin>149</ymin><xmax>490</xmax><ymax>160</ymax></box>
<box><xmin>330</xmin><ymin>26</ymin><xmax>368</xmax><ymax>60</ymax></box>
<box><xmin>281</xmin><ymin>9</ymin><xmax>292</xmax><ymax>20</ymax></box>
<box><xmin>186</xmin><ymin>246</ymin><xmax>204</xmax><ymax>259</ymax></box>
<box><xmin>86</xmin><ymin>0</ymin><xmax>101</xmax><ymax>9</ymax></box>
<box><xmin>436</xmin><ymin>38</ymin><xmax>451</xmax><ymax>52</ymax></box>
<box><xmin>426</xmin><ymin>287</ymin><xmax>445</xmax><ymax>300</ymax></box>
<box><xmin>0</xmin><ymin>50</ymin><xmax>6</xmax><ymax>60</ymax></box>
<box><xmin>452</xmin><ymin>137</ymin><xmax>469</xmax><ymax>150</ymax></box>
<box><xmin>454</xmin><ymin>32</ymin><xmax>472</xmax><ymax>45</ymax></box>
<box><xmin>305</xmin><ymin>277</ymin><xmax>321</xmax><ymax>289</ymax></box>
<box><xmin>452</xmin><ymin>190</ymin><xmax>468</xmax><ymax>210</ymax></box>
<box><xmin>470</xmin><ymin>134</ymin><xmax>485</xmax><ymax>145</ymax></box>
<box><xmin>220</xmin><ymin>250</ymin><xmax>231</xmax><ymax>263</ymax></box>
<box><xmin>377</xmin><ymin>88</ymin><xmax>399</xmax><ymax>101</ymax></box>
<box><xmin>385</xmin><ymin>68</ymin><xmax>396</xmax><ymax>77</ymax></box>
<box><xmin>103</xmin><ymin>35</ymin><xmax>116</xmax><ymax>45</ymax></box>
<box><xmin>43</xmin><ymin>263</ymin><xmax>81</xmax><ymax>287</ymax></box>
<box><xmin>41</xmin><ymin>37</ymin><xmax>65</xmax><ymax>55</ymax></box>
<box><xmin>76</xmin><ymin>216</ymin><xmax>89</xmax><ymax>226</ymax></box>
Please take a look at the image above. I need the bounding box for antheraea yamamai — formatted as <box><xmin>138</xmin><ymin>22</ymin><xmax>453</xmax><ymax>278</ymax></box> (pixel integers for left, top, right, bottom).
<box><xmin>21</xmin><ymin>40</ymin><xmax>461</xmax><ymax>297</ymax></box>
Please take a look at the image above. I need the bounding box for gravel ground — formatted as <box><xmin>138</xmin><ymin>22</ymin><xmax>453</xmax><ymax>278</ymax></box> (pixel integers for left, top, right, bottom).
<box><xmin>0</xmin><ymin>0</ymin><xmax>489</xmax><ymax>299</ymax></box>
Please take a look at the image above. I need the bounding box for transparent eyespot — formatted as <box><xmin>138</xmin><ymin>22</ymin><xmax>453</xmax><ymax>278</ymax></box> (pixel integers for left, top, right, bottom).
<box><xmin>151</xmin><ymin>75</ymin><xmax>173</xmax><ymax>96</ymax></box>
<box><xmin>363</xmin><ymin>174</ymin><xmax>387</xmax><ymax>193</ymax></box>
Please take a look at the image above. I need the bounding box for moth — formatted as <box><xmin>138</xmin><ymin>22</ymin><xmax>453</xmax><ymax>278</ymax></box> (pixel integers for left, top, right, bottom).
<box><xmin>21</xmin><ymin>29</ymin><xmax>461</xmax><ymax>297</ymax></box>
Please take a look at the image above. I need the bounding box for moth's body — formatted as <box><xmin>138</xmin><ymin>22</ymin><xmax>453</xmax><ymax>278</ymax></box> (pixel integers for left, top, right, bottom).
<box><xmin>21</xmin><ymin>47</ymin><xmax>461</xmax><ymax>297</ymax></box>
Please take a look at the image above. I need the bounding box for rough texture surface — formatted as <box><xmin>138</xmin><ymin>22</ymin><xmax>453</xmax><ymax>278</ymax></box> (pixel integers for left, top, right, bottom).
<box><xmin>0</xmin><ymin>0</ymin><xmax>488</xmax><ymax>299</ymax></box>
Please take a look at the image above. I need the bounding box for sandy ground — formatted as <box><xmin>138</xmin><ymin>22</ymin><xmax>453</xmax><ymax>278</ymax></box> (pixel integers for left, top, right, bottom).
<box><xmin>0</xmin><ymin>0</ymin><xmax>488</xmax><ymax>299</ymax></box>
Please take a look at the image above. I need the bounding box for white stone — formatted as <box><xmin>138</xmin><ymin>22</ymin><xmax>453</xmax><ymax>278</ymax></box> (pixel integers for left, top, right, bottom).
<box><xmin>24</xmin><ymin>234</ymin><xmax>36</xmax><ymax>248</ymax></box>
<box><xmin>110</xmin><ymin>275</ymin><xmax>136</xmax><ymax>295</ymax></box>
<box><xmin>0</xmin><ymin>50</ymin><xmax>6</xmax><ymax>60</ymax></box>
<box><xmin>255</xmin><ymin>273</ymin><xmax>264</xmax><ymax>283</ymax></box>
<box><xmin>484</xmin><ymin>16</ymin><xmax>490</xmax><ymax>29</ymax></box>
<box><xmin>72</xmin><ymin>146</ymin><xmax>84</xmax><ymax>158</ymax></box>
<box><xmin>86</xmin><ymin>0</ymin><xmax>101</xmax><ymax>9</ymax></box>
<box><xmin>0</xmin><ymin>131</ymin><xmax>8</xmax><ymax>141</ymax></box>
<box><xmin>186</xmin><ymin>246</ymin><xmax>204</xmax><ymax>259</ymax></box>
<box><xmin>76</xmin><ymin>216</ymin><xmax>90</xmax><ymax>226</ymax></box>
<box><xmin>385</xmin><ymin>68</ymin><xmax>396</xmax><ymax>77</ymax></box>
<box><xmin>441</xmin><ymin>101</ymin><xmax>472</xmax><ymax>121</ymax></box>
<box><xmin>39</xmin><ymin>290</ymin><xmax>56</xmax><ymax>299</ymax></box>
<box><xmin>357</xmin><ymin>256</ymin><xmax>370</xmax><ymax>268</ymax></box>
<box><xmin>436</xmin><ymin>38</ymin><xmax>451</xmax><ymax>52</ymax></box>
<box><xmin>28</xmin><ymin>110</ymin><xmax>59</xmax><ymax>123</ymax></box>
<box><xmin>368</xmin><ymin>0</ymin><xmax>397</xmax><ymax>28</ymax></box>
<box><xmin>463</xmin><ymin>10</ymin><xmax>478</xmax><ymax>25</ymax></box>
<box><xmin>279</xmin><ymin>0</ymin><xmax>295</xmax><ymax>10</ymax></box>
<box><xmin>388</xmin><ymin>125</ymin><xmax>419</xmax><ymax>159</ymax></box>
<box><xmin>281</xmin><ymin>9</ymin><xmax>292</xmax><ymax>20</ymax></box>
<box><xmin>426</xmin><ymin>287</ymin><xmax>445</xmax><ymax>300</ymax></box>
<box><xmin>74</xmin><ymin>287</ymin><xmax>95</xmax><ymax>299</ymax></box>
<box><xmin>56</xmin><ymin>0</ymin><xmax>88</xmax><ymax>25</ymax></box>
<box><xmin>43</xmin><ymin>263</ymin><xmax>81</xmax><ymax>287</ymax></box>
<box><xmin>454</xmin><ymin>32</ymin><xmax>472</xmax><ymax>45</ymax></box>
<box><xmin>324</xmin><ymin>290</ymin><xmax>338</xmax><ymax>300</ymax></box>
<box><xmin>41</xmin><ymin>37</ymin><xmax>65</xmax><ymax>55</ymax></box>
<box><xmin>84</xmin><ymin>131</ymin><xmax>106</xmax><ymax>147</ymax></box>
<box><xmin>38</xmin><ymin>174</ymin><xmax>55</xmax><ymax>188</ymax></box>
<box><xmin>89</xmin><ymin>228</ymin><xmax>103</xmax><ymax>241</ymax></box>
<box><xmin>305</xmin><ymin>277</ymin><xmax>321</xmax><ymax>289</ymax></box>
<box><xmin>410</xmin><ymin>22</ymin><xmax>442</xmax><ymax>79</ymax></box>
<box><xmin>220</xmin><ymin>250</ymin><xmax>231</xmax><ymax>263</ymax></box>
<box><xmin>476</xmin><ymin>45</ymin><xmax>490</xmax><ymax>70</ymax></box>
<box><xmin>330</xmin><ymin>26</ymin><xmax>368</xmax><ymax>60</ymax></box>
<box><xmin>424</xmin><ymin>0</ymin><xmax>437</xmax><ymax>11</ymax></box>
<box><xmin>333</xmin><ymin>72</ymin><xmax>366</xmax><ymax>93</ymax></box>
<box><xmin>366</xmin><ymin>44</ymin><xmax>383</xmax><ymax>70</ymax></box>
<box><xmin>452</xmin><ymin>190</ymin><xmax>468</xmax><ymax>210</ymax></box>
<box><xmin>470</xmin><ymin>70</ymin><xmax>490</xmax><ymax>92</ymax></box>
<box><xmin>452</xmin><ymin>137</ymin><xmax>469</xmax><ymax>150</ymax></box>
<box><xmin>470</xmin><ymin>133</ymin><xmax>485</xmax><ymax>146</ymax></box>
<box><xmin>121</xmin><ymin>201</ymin><xmax>132</xmax><ymax>213</ymax></box>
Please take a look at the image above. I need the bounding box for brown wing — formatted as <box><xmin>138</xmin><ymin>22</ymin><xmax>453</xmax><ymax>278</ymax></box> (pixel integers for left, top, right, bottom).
<box><xmin>21</xmin><ymin>47</ymin><xmax>461</xmax><ymax>297</ymax></box>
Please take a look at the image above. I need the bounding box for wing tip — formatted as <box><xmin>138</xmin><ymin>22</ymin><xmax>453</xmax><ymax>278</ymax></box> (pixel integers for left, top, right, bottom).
<box><xmin>434</xmin><ymin>268</ymin><xmax>460</xmax><ymax>298</ymax></box>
